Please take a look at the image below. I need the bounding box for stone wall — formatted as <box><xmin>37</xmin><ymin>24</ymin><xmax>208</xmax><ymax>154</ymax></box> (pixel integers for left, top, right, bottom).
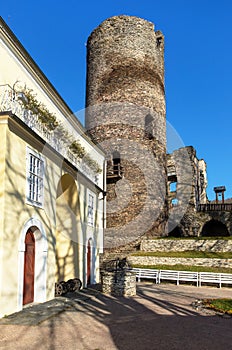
<box><xmin>167</xmin><ymin>147</ymin><xmax>208</xmax><ymax>209</ymax></box>
<box><xmin>128</xmin><ymin>238</ymin><xmax>232</xmax><ymax>269</ymax></box>
<box><xmin>128</xmin><ymin>256</ymin><xmax>232</xmax><ymax>269</ymax></box>
<box><xmin>175</xmin><ymin>209</ymin><xmax>232</xmax><ymax>237</ymax></box>
<box><xmin>140</xmin><ymin>238</ymin><xmax>232</xmax><ymax>252</ymax></box>
<box><xmin>167</xmin><ymin>146</ymin><xmax>210</xmax><ymax>235</ymax></box>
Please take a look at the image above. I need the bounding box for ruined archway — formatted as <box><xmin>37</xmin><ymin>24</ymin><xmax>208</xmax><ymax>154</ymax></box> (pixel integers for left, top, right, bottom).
<box><xmin>201</xmin><ymin>220</ymin><xmax>229</xmax><ymax>237</ymax></box>
<box><xmin>168</xmin><ymin>225</ymin><xmax>184</xmax><ymax>238</ymax></box>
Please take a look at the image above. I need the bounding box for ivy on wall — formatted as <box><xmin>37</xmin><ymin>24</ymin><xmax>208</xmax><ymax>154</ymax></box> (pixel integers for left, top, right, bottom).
<box><xmin>17</xmin><ymin>87</ymin><xmax>102</xmax><ymax>174</ymax></box>
<box><xmin>69</xmin><ymin>140</ymin><xmax>86</xmax><ymax>158</ymax></box>
<box><xmin>19</xmin><ymin>88</ymin><xmax>58</xmax><ymax>130</ymax></box>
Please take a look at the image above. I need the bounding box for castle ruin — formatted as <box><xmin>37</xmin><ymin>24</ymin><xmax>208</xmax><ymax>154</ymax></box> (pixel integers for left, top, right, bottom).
<box><xmin>85</xmin><ymin>15</ymin><xmax>232</xmax><ymax>251</ymax></box>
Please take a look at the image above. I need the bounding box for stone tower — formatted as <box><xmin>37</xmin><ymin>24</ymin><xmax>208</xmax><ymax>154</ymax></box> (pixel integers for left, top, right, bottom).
<box><xmin>85</xmin><ymin>15</ymin><xmax>168</xmax><ymax>249</ymax></box>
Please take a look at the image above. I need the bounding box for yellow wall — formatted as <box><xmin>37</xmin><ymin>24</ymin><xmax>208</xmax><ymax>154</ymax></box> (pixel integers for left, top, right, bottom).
<box><xmin>0</xmin><ymin>114</ymin><xmax>103</xmax><ymax>316</ymax></box>
<box><xmin>0</xmin><ymin>117</ymin><xmax>7</xmax><ymax>305</ymax></box>
<box><xmin>0</xmin><ymin>24</ymin><xmax>105</xmax><ymax>316</ymax></box>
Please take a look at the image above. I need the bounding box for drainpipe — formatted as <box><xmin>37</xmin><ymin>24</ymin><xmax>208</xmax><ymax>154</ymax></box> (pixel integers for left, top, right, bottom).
<box><xmin>102</xmin><ymin>159</ymin><xmax>107</xmax><ymax>252</ymax></box>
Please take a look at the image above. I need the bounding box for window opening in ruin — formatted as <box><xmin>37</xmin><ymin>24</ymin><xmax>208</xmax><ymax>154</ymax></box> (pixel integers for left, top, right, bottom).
<box><xmin>145</xmin><ymin>114</ymin><xmax>153</xmax><ymax>139</ymax></box>
<box><xmin>167</xmin><ymin>165</ymin><xmax>177</xmax><ymax>183</ymax></box>
<box><xmin>169</xmin><ymin>182</ymin><xmax>177</xmax><ymax>192</ymax></box>
<box><xmin>156</xmin><ymin>36</ymin><xmax>163</xmax><ymax>48</ymax></box>
<box><xmin>171</xmin><ymin>198</ymin><xmax>178</xmax><ymax>206</ymax></box>
<box><xmin>112</xmin><ymin>151</ymin><xmax>121</xmax><ymax>175</ymax></box>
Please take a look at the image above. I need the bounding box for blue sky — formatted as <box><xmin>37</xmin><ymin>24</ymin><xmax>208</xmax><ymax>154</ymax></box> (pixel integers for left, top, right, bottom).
<box><xmin>1</xmin><ymin>0</ymin><xmax>232</xmax><ymax>200</ymax></box>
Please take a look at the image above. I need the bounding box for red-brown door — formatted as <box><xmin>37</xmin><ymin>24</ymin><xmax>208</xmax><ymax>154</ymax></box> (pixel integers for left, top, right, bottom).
<box><xmin>87</xmin><ymin>240</ymin><xmax>91</xmax><ymax>285</ymax></box>
<box><xmin>23</xmin><ymin>229</ymin><xmax>35</xmax><ymax>305</ymax></box>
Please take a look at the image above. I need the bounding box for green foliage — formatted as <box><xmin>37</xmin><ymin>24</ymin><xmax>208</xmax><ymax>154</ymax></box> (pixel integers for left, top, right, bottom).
<box><xmin>131</xmin><ymin>264</ymin><xmax>232</xmax><ymax>274</ymax></box>
<box><xmin>69</xmin><ymin>141</ymin><xmax>86</xmax><ymax>158</ymax></box>
<box><xmin>153</xmin><ymin>236</ymin><xmax>232</xmax><ymax>240</ymax></box>
<box><xmin>203</xmin><ymin>299</ymin><xmax>232</xmax><ymax>314</ymax></box>
<box><xmin>20</xmin><ymin>88</ymin><xmax>58</xmax><ymax>130</ymax></box>
<box><xmin>131</xmin><ymin>250</ymin><xmax>232</xmax><ymax>259</ymax></box>
<box><xmin>17</xmin><ymin>86</ymin><xmax>102</xmax><ymax>174</ymax></box>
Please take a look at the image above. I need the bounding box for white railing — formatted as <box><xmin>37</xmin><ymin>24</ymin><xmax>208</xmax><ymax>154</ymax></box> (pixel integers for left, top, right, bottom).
<box><xmin>159</xmin><ymin>269</ymin><xmax>199</xmax><ymax>286</ymax></box>
<box><xmin>0</xmin><ymin>85</ymin><xmax>99</xmax><ymax>185</ymax></box>
<box><xmin>198</xmin><ymin>272</ymin><xmax>232</xmax><ymax>288</ymax></box>
<box><xmin>132</xmin><ymin>268</ymin><xmax>232</xmax><ymax>288</ymax></box>
<box><xmin>132</xmin><ymin>268</ymin><xmax>159</xmax><ymax>283</ymax></box>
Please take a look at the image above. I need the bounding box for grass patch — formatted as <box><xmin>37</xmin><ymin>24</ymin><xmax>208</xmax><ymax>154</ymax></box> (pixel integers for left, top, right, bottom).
<box><xmin>131</xmin><ymin>250</ymin><xmax>232</xmax><ymax>259</ymax></box>
<box><xmin>131</xmin><ymin>264</ymin><xmax>232</xmax><ymax>274</ymax></box>
<box><xmin>153</xmin><ymin>236</ymin><xmax>232</xmax><ymax>240</ymax></box>
<box><xmin>203</xmin><ymin>299</ymin><xmax>232</xmax><ymax>314</ymax></box>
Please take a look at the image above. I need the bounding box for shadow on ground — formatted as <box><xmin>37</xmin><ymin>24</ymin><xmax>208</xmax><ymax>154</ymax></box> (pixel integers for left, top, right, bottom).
<box><xmin>0</xmin><ymin>284</ymin><xmax>231</xmax><ymax>350</ymax></box>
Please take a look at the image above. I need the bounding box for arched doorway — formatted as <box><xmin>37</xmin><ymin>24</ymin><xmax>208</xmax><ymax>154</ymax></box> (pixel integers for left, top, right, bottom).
<box><xmin>23</xmin><ymin>229</ymin><xmax>35</xmax><ymax>305</ymax></box>
<box><xmin>201</xmin><ymin>220</ymin><xmax>229</xmax><ymax>237</ymax></box>
<box><xmin>87</xmin><ymin>239</ymin><xmax>91</xmax><ymax>285</ymax></box>
<box><xmin>18</xmin><ymin>218</ymin><xmax>47</xmax><ymax>310</ymax></box>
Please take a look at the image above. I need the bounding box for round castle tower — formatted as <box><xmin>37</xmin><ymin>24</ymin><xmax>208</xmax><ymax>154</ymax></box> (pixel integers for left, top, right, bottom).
<box><xmin>85</xmin><ymin>15</ymin><xmax>168</xmax><ymax>248</ymax></box>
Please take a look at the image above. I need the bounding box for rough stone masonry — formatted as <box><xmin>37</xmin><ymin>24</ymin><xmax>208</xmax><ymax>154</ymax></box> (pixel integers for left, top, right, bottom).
<box><xmin>85</xmin><ymin>15</ymin><xmax>168</xmax><ymax>249</ymax></box>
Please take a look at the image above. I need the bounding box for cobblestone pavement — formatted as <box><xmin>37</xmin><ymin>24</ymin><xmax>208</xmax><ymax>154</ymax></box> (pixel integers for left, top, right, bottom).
<box><xmin>0</xmin><ymin>283</ymin><xmax>231</xmax><ymax>350</ymax></box>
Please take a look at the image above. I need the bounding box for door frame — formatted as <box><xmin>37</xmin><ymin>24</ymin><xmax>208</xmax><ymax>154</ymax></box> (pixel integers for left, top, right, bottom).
<box><xmin>18</xmin><ymin>218</ymin><xmax>48</xmax><ymax>310</ymax></box>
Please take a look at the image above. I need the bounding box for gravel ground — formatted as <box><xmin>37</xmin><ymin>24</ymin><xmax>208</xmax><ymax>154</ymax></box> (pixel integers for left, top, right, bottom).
<box><xmin>0</xmin><ymin>283</ymin><xmax>231</xmax><ymax>350</ymax></box>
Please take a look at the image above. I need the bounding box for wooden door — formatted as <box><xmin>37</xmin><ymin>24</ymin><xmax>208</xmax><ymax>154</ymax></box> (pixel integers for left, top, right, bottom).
<box><xmin>23</xmin><ymin>229</ymin><xmax>35</xmax><ymax>305</ymax></box>
<box><xmin>87</xmin><ymin>240</ymin><xmax>91</xmax><ymax>285</ymax></box>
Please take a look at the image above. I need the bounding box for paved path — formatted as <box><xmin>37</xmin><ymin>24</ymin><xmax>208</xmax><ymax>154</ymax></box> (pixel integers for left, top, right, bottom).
<box><xmin>0</xmin><ymin>283</ymin><xmax>231</xmax><ymax>350</ymax></box>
